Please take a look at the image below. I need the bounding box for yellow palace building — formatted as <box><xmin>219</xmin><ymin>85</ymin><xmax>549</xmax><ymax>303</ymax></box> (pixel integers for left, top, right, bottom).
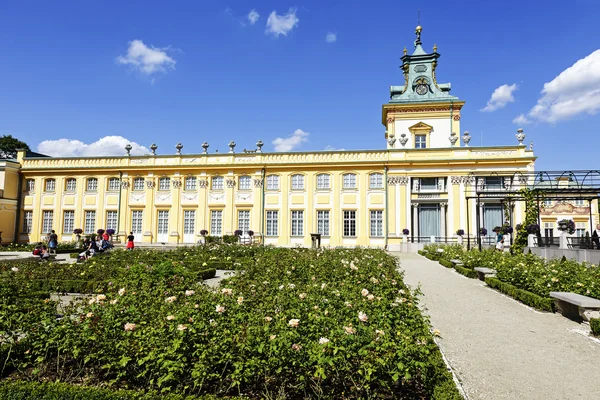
<box><xmin>1</xmin><ymin>27</ymin><xmax>536</xmax><ymax>248</ymax></box>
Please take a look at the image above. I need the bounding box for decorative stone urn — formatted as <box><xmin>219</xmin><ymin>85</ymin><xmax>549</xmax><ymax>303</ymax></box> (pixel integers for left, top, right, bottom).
<box><xmin>516</xmin><ymin>128</ymin><xmax>526</xmax><ymax>145</ymax></box>
<box><xmin>449</xmin><ymin>132</ymin><xmax>458</xmax><ymax>146</ymax></box>
<box><xmin>462</xmin><ymin>131</ymin><xmax>471</xmax><ymax>146</ymax></box>
<box><xmin>150</xmin><ymin>143</ymin><xmax>158</xmax><ymax>155</ymax></box>
<box><xmin>399</xmin><ymin>133</ymin><xmax>408</xmax><ymax>147</ymax></box>
<box><xmin>201</xmin><ymin>142</ymin><xmax>209</xmax><ymax>154</ymax></box>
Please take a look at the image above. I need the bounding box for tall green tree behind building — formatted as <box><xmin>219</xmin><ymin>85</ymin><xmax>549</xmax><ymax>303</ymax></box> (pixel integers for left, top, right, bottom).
<box><xmin>0</xmin><ymin>135</ymin><xmax>30</xmax><ymax>159</ymax></box>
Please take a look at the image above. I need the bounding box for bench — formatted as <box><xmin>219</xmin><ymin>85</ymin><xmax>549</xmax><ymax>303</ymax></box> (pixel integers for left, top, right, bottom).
<box><xmin>550</xmin><ymin>292</ymin><xmax>600</xmax><ymax>322</ymax></box>
<box><xmin>474</xmin><ymin>267</ymin><xmax>496</xmax><ymax>281</ymax></box>
<box><xmin>450</xmin><ymin>259</ymin><xmax>463</xmax><ymax>267</ymax></box>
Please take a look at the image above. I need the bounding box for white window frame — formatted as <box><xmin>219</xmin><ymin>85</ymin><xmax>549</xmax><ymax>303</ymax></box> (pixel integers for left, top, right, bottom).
<box><xmin>131</xmin><ymin>210</ymin><xmax>143</xmax><ymax>233</ymax></box>
<box><xmin>343</xmin><ymin>173</ymin><xmax>356</xmax><ymax>189</ymax></box>
<box><xmin>63</xmin><ymin>210</ymin><xmax>75</xmax><ymax>233</ymax></box>
<box><xmin>157</xmin><ymin>210</ymin><xmax>169</xmax><ymax>234</ymax></box>
<box><xmin>42</xmin><ymin>211</ymin><xmax>54</xmax><ymax>233</ymax></box>
<box><xmin>574</xmin><ymin>199</ymin><xmax>585</xmax><ymax>207</ymax></box>
<box><xmin>316</xmin><ymin>174</ymin><xmax>330</xmax><ymax>189</ymax></box>
<box><xmin>65</xmin><ymin>178</ymin><xmax>77</xmax><ymax>192</ymax></box>
<box><xmin>291</xmin><ymin>174</ymin><xmax>304</xmax><ymax>190</ymax></box>
<box><xmin>238</xmin><ymin>176</ymin><xmax>252</xmax><ymax>190</ymax></box>
<box><xmin>26</xmin><ymin>179</ymin><xmax>35</xmax><ymax>192</ymax></box>
<box><xmin>45</xmin><ymin>179</ymin><xmax>56</xmax><ymax>192</ymax></box>
<box><xmin>212</xmin><ymin>176</ymin><xmax>224</xmax><ymax>190</ymax></box>
<box><xmin>266</xmin><ymin>210</ymin><xmax>278</xmax><ymax>236</ymax></box>
<box><xmin>343</xmin><ymin>210</ymin><xmax>356</xmax><ymax>237</ymax></box>
<box><xmin>106</xmin><ymin>211</ymin><xmax>118</xmax><ymax>231</ymax></box>
<box><xmin>291</xmin><ymin>210</ymin><xmax>304</xmax><ymax>236</ymax></box>
<box><xmin>210</xmin><ymin>210</ymin><xmax>223</xmax><ymax>236</ymax></box>
<box><xmin>238</xmin><ymin>210</ymin><xmax>250</xmax><ymax>233</ymax></box>
<box><xmin>317</xmin><ymin>210</ymin><xmax>330</xmax><ymax>236</ymax></box>
<box><xmin>369</xmin><ymin>173</ymin><xmax>383</xmax><ymax>189</ymax></box>
<box><xmin>86</xmin><ymin>178</ymin><xmax>98</xmax><ymax>192</ymax></box>
<box><xmin>184</xmin><ymin>177</ymin><xmax>197</xmax><ymax>191</ymax></box>
<box><xmin>370</xmin><ymin>210</ymin><xmax>384</xmax><ymax>237</ymax></box>
<box><xmin>23</xmin><ymin>211</ymin><xmax>33</xmax><ymax>233</ymax></box>
<box><xmin>107</xmin><ymin>178</ymin><xmax>120</xmax><ymax>191</ymax></box>
<box><xmin>159</xmin><ymin>177</ymin><xmax>171</xmax><ymax>191</ymax></box>
<box><xmin>133</xmin><ymin>177</ymin><xmax>145</xmax><ymax>190</ymax></box>
<box><xmin>575</xmin><ymin>222</ymin><xmax>587</xmax><ymax>237</ymax></box>
<box><xmin>84</xmin><ymin>211</ymin><xmax>96</xmax><ymax>234</ymax></box>
<box><xmin>266</xmin><ymin>175</ymin><xmax>279</xmax><ymax>190</ymax></box>
<box><xmin>183</xmin><ymin>210</ymin><xmax>195</xmax><ymax>235</ymax></box>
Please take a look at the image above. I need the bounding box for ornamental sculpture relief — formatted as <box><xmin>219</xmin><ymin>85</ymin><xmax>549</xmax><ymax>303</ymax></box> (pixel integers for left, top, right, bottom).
<box><xmin>146</xmin><ymin>180</ymin><xmax>155</xmax><ymax>189</ymax></box>
<box><xmin>387</xmin><ymin>176</ymin><xmax>408</xmax><ymax>186</ymax></box>
<box><xmin>198</xmin><ymin>180</ymin><xmax>209</xmax><ymax>188</ymax></box>
<box><xmin>121</xmin><ymin>181</ymin><xmax>130</xmax><ymax>189</ymax></box>
<box><xmin>254</xmin><ymin>178</ymin><xmax>264</xmax><ymax>188</ymax></box>
<box><xmin>172</xmin><ymin>180</ymin><xmax>182</xmax><ymax>189</ymax></box>
<box><xmin>226</xmin><ymin>179</ymin><xmax>236</xmax><ymax>188</ymax></box>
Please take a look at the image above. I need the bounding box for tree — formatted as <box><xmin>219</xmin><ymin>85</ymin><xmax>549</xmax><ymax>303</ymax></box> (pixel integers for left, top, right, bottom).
<box><xmin>0</xmin><ymin>135</ymin><xmax>30</xmax><ymax>159</ymax></box>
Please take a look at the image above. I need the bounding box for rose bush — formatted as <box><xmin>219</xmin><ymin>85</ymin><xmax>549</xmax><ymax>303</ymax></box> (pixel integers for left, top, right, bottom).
<box><xmin>1</xmin><ymin>246</ymin><xmax>460</xmax><ymax>399</ymax></box>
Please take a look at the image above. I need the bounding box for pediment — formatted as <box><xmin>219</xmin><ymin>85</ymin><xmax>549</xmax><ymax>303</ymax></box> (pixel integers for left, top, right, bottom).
<box><xmin>408</xmin><ymin>122</ymin><xmax>433</xmax><ymax>132</ymax></box>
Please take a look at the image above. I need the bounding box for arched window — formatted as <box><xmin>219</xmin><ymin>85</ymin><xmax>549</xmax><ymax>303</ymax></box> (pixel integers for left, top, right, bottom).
<box><xmin>212</xmin><ymin>176</ymin><xmax>224</xmax><ymax>190</ymax></box>
<box><xmin>239</xmin><ymin>175</ymin><xmax>252</xmax><ymax>190</ymax></box>
<box><xmin>65</xmin><ymin>178</ymin><xmax>77</xmax><ymax>191</ymax></box>
<box><xmin>86</xmin><ymin>177</ymin><xmax>98</xmax><ymax>191</ymax></box>
<box><xmin>369</xmin><ymin>173</ymin><xmax>383</xmax><ymax>189</ymax></box>
<box><xmin>291</xmin><ymin>174</ymin><xmax>304</xmax><ymax>190</ymax></box>
<box><xmin>108</xmin><ymin>177</ymin><xmax>120</xmax><ymax>191</ymax></box>
<box><xmin>266</xmin><ymin>175</ymin><xmax>279</xmax><ymax>190</ymax></box>
<box><xmin>342</xmin><ymin>173</ymin><xmax>356</xmax><ymax>189</ymax></box>
<box><xmin>45</xmin><ymin>178</ymin><xmax>56</xmax><ymax>192</ymax></box>
<box><xmin>316</xmin><ymin>174</ymin><xmax>330</xmax><ymax>189</ymax></box>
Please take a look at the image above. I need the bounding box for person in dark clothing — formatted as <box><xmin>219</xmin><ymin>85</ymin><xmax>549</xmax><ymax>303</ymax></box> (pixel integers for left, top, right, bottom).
<box><xmin>126</xmin><ymin>232</ymin><xmax>135</xmax><ymax>251</ymax></box>
<box><xmin>592</xmin><ymin>225</ymin><xmax>600</xmax><ymax>250</ymax></box>
<box><xmin>48</xmin><ymin>230</ymin><xmax>58</xmax><ymax>254</ymax></box>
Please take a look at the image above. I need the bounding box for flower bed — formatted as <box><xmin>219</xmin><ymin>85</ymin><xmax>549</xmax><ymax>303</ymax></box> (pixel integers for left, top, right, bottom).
<box><xmin>1</xmin><ymin>247</ymin><xmax>461</xmax><ymax>399</ymax></box>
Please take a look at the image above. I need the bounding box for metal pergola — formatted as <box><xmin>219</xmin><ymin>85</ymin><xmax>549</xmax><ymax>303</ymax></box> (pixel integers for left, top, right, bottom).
<box><xmin>463</xmin><ymin>170</ymin><xmax>600</xmax><ymax>250</ymax></box>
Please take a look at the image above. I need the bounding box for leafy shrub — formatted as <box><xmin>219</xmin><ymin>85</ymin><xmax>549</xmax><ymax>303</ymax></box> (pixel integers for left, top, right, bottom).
<box><xmin>485</xmin><ymin>277</ymin><xmax>555</xmax><ymax>312</ymax></box>
<box><xmin>69</xmin><ymin>253</ymin><xmax>79</xmax><ymax>259</ymax></box>
<box><xmin>590</xmin><ymin>318</ymin><xmax>600</xmax><ymax>336</ymax></box>
<box><xmin>439</xmin><ymin>259</ymin><xmax>453</xmax><ymax>268</ymax></box>
<box><xmin>455</xmin><ymin>265</ymin><xmax>478</xmax><ymax>279</ymax></box>
<box><xmin>222</xmin><ymin>235</ymin><xmax>238</xmax><ymax>244</ymax></box>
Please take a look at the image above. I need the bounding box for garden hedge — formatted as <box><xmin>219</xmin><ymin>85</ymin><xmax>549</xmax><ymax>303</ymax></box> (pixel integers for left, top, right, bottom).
<box><xmin>485</xmin><ymin>277</ymin><xmax>555</xmax><ymax>312</ymax></box>
<box><xmin>0</xmin><ymin>380</ymin><xmax>235</xmax><ymax>400</ymax></box>
<box><xmin>590</xmin><ymin>318</ymin><xmax>600</xmax><ymax>336</ymax></box>
<box><xmin>455</xmin><ymin>265</ymin><xmax>478</xmax><ymax>279</ymax></box>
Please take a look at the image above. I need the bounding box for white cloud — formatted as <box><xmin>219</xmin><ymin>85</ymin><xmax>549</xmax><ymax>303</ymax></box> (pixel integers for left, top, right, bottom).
<box><xmin>526</xmin><ymin>49</ymin><xmax>600</xmax><ymax>123</ymax></box>
<box><xmin>481</xmin><ymin>84</ymin><xmax>518</xmax><ymax>112</ymax></box>
<box><xmin>325</xmin><ymin>32</ymin><xmax>337</xmax><ymax>43</ymax></box>
<box><xmin>324</xmin><ymin>145</ymin><xmax>344</xmax><ymax>151</ymax></box>
<box><xmin>265</xmin><ymin>8</ymin><xmax>299</xmax><ymax>37</ymax></box>
<box><xmin>117</xmin><ymin>39</ymin><xmax>176</xmax><ymax>75</ymax></box>
<box><xmin>37</xmin><ymin>136</ymin><xmax>149</xmax><ymax>157</ymax></box>
<box><xmin>512</xmin><ymin>114</ymin><xmax>531</xmax><ymax>125</ymax></box>
<box><xmin>248</xmin><ymin>10</ymin><xmax>260</xmax><ymax>25</ymax></box>
<box><xmin>272</xmin><ymin>129</ymin><xmax>309</xmax><ymax>152</ymax></box>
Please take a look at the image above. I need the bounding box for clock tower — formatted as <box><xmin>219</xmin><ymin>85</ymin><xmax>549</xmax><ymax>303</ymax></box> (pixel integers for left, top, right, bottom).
<box><xmin>383</xmin><ymin>26</ymin><xmax>465</xmax><ymax>149</ymax></box>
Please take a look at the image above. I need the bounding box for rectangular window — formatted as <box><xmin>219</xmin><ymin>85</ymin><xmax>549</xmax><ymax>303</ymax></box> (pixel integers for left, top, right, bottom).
<box><xmin>65</xmin><ymin>178</ymin><xmax>77</xmax><ymax>191</ymax></box>
<box><xmin>343</xmin><ymin>174</ymin><xmax>356</xmax><ymax>189</ymax></box>
<box><xmin>575</xmin><ymin>222</ymin><xmax>587</xmax><ymax>237</ymax></box>
<box><xmin>159</xmin><ymin>177</ymin><xmax>171</xmax><ymax>191</ymax></box>
<box><xmin>131</xmin><ymin>210</ymin><xmax>143</xmax><ymax>233</ymax></box>
<box><xmin>45</xmin><ymin>179</ymin><xmax>55</xmax><ymax>192</ymax></box>
<box><xmin>212</xmin><ymin>176</ymin><xmax>224</xmax><ymax>190</ymax></box>
<box><xmin>238</xmin><ymin>210</ymin><xmax>250</xmax><ymax>233</ymax></box>
<box><xmin>484</xmin><ymin>176</ymin><xmax>503</xmax><ymax>190</ymax></box>
<box><xmin>87</xmin><ymin>178</ymin><xmax>98</xmax><ymax>192</ymax></box>
<box><xmin>370</xmin><ymin>173</ymin><xmax>383</xmax><ymax>189</ymax></box>
<box><xmin>317</xmin><ymin>210</ymin><xmax>330</xmax><ymax>236</ymax></box>
<box><xmin>574</xmin><ymin>199</ymin><xmax>585</xmax><ymax>207</ymax></box>
<box><xmin>420</xmin><ymin>178</ymin><xmax>438</xmax><ymax>191</ymax></box>
<box><xmin>370</xmin><ymin>210</ymin><xmax>384</xmax><ymax>237</ymax></box>
<box><xmin>316</xmin><ymin>174</ymin><xmax>330</xmax><ymax>189</ymax></box>
<box><xmin>210</xmin><ymin>210</ymin><xmax>223</xmax><ymax>236</ymax></box>
<box><xmin>291</xmin><ymin>175</ymin><xmax>304</xmax><ymax>190</ymax></box>
<box><xmin>291</xmin><ymin>210</ymin><xmax>304</xmax><ymax>236</ymax></box>
<box><xmin>239</xmin><ymin>176</ymin><xmax>251</xmax><ymax>190</ymax></box>
<box><xmin>183</xmin><ymin>210</ymin><xmax>195</xmax><ymax>234</ymax></box>
<box><xmin>133</xmin><ymin>177</ymin><xmax>145</xmax><ymax>190</ymax></box>
<box><xmin>185</xmin><ymin>177</ymin><xmax>197</xmax><ymax>190</ymax></box>
<box><xmin>42</xmin><ymin>211</ymin><xmax>54</xmax><ymax>233</ymax></box>
<box><xmin>266</xmin><ymin>211</ymin><xmax>278</xmax><ymax>236</ymax></box>
<box><xmin>108</xmin><ymin>178</ymin><xmax>120</xmax><ymax>191</ymax></box>
<box><xmin>26</xmin><ymin>179</ymin><xmax>35</xmax><ymax>192</ymax></box>
<box><xmin>84</xmin><ymin>211</ymin><xmax>96</xmax><ymax>233</ymax></box>
<box><xmin>266</xmin><ymin>175</ymin><xmax>279</xmax><ymax>190</ymax></box>
<box><xmin>343</xmin><ymin>210</ymin><xmax>356</xmax><ymax>237</ymax></box>
<box><xmin>415</xmin><ymin>135</ymin><xmax>427</xmax><ymax>149</ymax></box>
<box><xmin>23</xmin><ymin>211</ymin><xmax>33</xmax><ymax>233</ymax></box>
<box><xmin>157</xmin><ymin>210</ymin><xmax>169</xmax><ymax>234</ymax></box>
<box><xmin>543</xmin><ymin>199</ymin><xmax>553</xmax><ymax>207</ymax></box>
<box><xmin>63</xmin><ymin>210</ymin><xmax>75</xmax><ymax>233</ymax></box>
<box><xmin>106</xmin><ymin>211</ymin><xmax>118</xmax><ymax>231</ymax></box>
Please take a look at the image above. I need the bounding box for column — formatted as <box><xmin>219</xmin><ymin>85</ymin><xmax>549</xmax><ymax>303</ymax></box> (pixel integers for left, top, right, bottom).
<box><xmin>440</xmin><ymin>202</ymin><xmax>448</xmax><ymax>240</ymax></box>
<box><xmin>412</xmin><ymin>203</ymin><xmax>419</xmax><ymax>239</ymax></box>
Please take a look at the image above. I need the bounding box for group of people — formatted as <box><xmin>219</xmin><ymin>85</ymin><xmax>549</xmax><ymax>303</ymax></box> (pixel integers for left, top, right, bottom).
<box><xmin>32</xmin><ymin>242</ymin><xmax>52</xmax><ymax>260</ymax></box>
<box><xmin>78</xmin><ymin>230</ymin><xmax>114</xmax><ymax>261</ymax></box>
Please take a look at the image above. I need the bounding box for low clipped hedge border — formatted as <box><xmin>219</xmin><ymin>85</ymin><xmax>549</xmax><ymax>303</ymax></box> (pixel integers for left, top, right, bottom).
<box><xmin>0</xmin><ymin>380</ymin><xmax>234</xmax><ymax>400</ymax></box>
<box><xmin>485</xmin><ymin>277</ymin><xmax>555</xmax><ymax>312</ymax></box>
<box><xmin>439</xmin><ymin>259</ymin><xmax>452</xmax><ymax>268</ymax></box>
<box><xmin>455</xmin><ymin>265</ymin><xmax>477</xmax><ymax>279</ymax></box>
<box><xmin>590</xmin><ymin>318</ymin><xmax>600</xmax><ymax>336</ymax></box>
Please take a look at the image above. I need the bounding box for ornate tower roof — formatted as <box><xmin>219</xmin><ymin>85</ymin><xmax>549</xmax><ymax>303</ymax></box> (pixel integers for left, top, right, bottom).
<box><xmin>389</xmin><ymin>26</ymin><xmax>460</xmax><ymax>104</ymax></box>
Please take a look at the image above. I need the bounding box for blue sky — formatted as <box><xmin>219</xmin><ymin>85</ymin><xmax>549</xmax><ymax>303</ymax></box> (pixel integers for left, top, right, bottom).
<box><xmin>1</xmin><ymin>0</ymin><xmax>599</xmax><ymax>170</ymax></box>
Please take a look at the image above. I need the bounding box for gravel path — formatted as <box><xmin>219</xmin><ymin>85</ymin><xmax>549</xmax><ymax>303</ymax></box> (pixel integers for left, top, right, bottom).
<box><xmin>396</xmin><ymin>252</ymin><xmax>600</xmax><ymax>400</ymax></box>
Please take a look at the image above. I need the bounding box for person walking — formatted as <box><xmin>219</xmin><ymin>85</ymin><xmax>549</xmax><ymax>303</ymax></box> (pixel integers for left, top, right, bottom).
<box><xmin>126</xmin><ymin>232</ymin><xmax>135</xmax><ymax>251</ymax></box>
<box><xmin>493</xmin><ymin>227</ymin><xmax>504</xmax><ymax>252</ymax></box>
<box><xmin>48</xmin><ymin>230</ymin><xmax>58</xmax><ymax>255</ymax></box>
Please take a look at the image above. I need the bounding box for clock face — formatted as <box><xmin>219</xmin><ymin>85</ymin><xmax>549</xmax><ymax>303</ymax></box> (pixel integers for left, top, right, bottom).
<box><xmin>416</xmin><ymin>84</ymin><xmax>428</xmax><ymax>95</ymax></box>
